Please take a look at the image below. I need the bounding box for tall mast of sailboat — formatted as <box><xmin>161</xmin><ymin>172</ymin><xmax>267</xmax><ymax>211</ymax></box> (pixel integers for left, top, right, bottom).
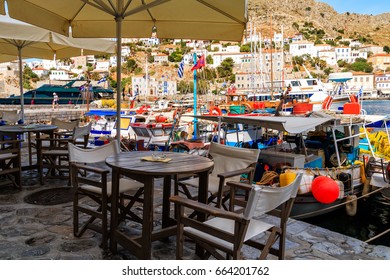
<box><xmin>145</xmin><ymin>56</ymin><xmax>148</xmax><ymax>104</ymax></box>
<box><xmin>270</xmin><ymin>14</ymin><xmax>274</xmax><ymax>99</ymax></box>
<box><xmin>259</xmin><ymin>32</ymin><xmax>263</xmax><ymax>93</ymax></box>
<box><xmin>281</xmin><ymin>25</ymin><xmax>285</xmax><ymax>84</ymax></box>
<box><xmin>250</xmin><ymin>22</ymin><xmax>255</xmax><ymax>93</ymax></box>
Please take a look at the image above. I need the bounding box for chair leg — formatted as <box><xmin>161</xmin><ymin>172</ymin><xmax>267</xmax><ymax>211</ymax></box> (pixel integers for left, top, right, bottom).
<box><xmin>259</xmin><ymin>228</ymin><xmax>279</xmax><ymax>260</ymax></box>
<box><xmin>176</xmin><ymin>206</ymin><xmax>184</xmax><ymax>260</ymax></box>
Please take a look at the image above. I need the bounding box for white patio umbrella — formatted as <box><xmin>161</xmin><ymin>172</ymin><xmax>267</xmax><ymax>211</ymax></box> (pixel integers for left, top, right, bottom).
<box><xmin>0</xmin><ymin>14</ymin><xmax>116</xmax><ymax>121</ymax></box>
<box><xmin>3</xmin><ymin>0</ymin><xmax>247</xmax><ymax>141</ymax></box>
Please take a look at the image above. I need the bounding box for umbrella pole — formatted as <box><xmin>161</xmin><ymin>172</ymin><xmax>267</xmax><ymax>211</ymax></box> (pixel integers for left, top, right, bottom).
<box><xmin>18</xmin><ymin>47</ymin><xmax>24</xmax><ymax>123</ymax></box>
<box><xmin>193</xmin><ymin>52</ymin><xmax>197</xmax><ymax>139</ymax></box>
<box><xmin>116</xmin><ymin>17</ymin><xmax>123</xmax><ymax>145</ymax></box>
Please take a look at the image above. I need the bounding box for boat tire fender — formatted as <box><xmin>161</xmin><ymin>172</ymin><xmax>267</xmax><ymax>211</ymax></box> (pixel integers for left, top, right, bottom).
<box><xmin>345</xmin><ymin>194</ymin><xmax>357</xmax><ymax>216</ymax></box>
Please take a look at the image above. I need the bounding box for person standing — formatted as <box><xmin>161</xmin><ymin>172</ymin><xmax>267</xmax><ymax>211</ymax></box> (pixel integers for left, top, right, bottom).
<box><xmin>52</xmin><ymin>92</ymin><xmax>59</xmax><ymax>110</ymax></box>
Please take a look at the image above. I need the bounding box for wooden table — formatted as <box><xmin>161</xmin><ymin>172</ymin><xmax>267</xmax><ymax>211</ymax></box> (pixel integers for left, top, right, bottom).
<box><xmin>0</xmin><ymin>124</ymin><xmax>58</xmax><ymax>170</ymax></box>
<box><xmin>106</xmin><ymin>151</ymin><xmax>214</xmax><ymax>259</ymax></box>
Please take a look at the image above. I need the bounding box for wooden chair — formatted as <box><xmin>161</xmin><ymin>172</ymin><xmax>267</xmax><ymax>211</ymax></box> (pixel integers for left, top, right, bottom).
<box><xmin>51</xmin><ymin>118</ymin><xmax>79</xmax><ymax>136</ymax></box>
<box><xmin>36</xmin><ymin>123</ymin><xmax>92</xmax><ymax>184</ymax></box>
<box><xmin>1</xmin><ymin>110</ymin><xmax>20</xmax><ymax>125</ymax></box>
<box><xmin>0</xmin><ymin>139</ymin><xmax>22</xmax><ymax>188</ymax></box>
<box><xmin>68</xmin><ymin>142</ymin><xmax>144</xmax><ymax>252</ymax></box>
<box><xmin>176</xmin><ymin>142</ymin><xmax>260</xmax><ymax>209</ymax></box>
<box><xmin>72</xmin><ymin>122</ymin><xmax>92</xmax><ymax>148</ymax></box>
<box><xmin>170</xmin><ymin>173</ymin><xmax>302</xmax><ymax>260</ymax></box>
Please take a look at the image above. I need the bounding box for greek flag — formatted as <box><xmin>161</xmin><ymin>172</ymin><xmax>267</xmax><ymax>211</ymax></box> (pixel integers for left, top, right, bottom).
<box><xmin>97</xmin><ymin>77</ymin><xmax>107</xmax><ymax>84</ymax></box>
<box><xmin>178</xmin><ymin>59</ymin><xmax>184</xmax><ymax>78</ymax></box>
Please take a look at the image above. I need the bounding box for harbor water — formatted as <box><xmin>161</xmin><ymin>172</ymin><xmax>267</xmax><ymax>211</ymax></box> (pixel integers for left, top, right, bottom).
<box><xmin>304</xmin><ymin>99</ymin><xmax>390</xmax><ymax>247</ymax></box>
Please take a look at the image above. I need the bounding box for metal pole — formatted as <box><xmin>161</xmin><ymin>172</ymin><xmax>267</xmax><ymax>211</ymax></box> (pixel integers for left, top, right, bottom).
<box><xmin>115</xmin><ymin>16</ymin><xmax>123</xmax><ymax>145</ymax></box>
<box><xmin>193</xmin><ymin>52</ymin><xmax>198</xmax><ymax>139</ymax></box>
<box><xmin>18</xmin><ymin>47</ymin><xmax>24</xmax><ymax>123</ymax></box>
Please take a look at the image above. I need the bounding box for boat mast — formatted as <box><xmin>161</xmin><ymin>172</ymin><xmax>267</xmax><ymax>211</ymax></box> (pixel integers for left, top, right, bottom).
<box><xmin>270</xmin><ymin>15</ymin><xmax>274</xmax><ymax>99</ymax></box>
<box><xmin>145</xmin><ymin>56</ymin><xmax>148</xmax><ymax>104</ymax></box>
<box><xmin>281</xmin><ymin>25</ymin><xmax>285</xmax><ymax>84</ymax></box>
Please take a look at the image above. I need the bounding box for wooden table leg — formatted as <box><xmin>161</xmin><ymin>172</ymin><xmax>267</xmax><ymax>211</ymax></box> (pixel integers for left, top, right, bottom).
<box><xmin>141</xmin><ymin>175</ymin><xmax>154</xmax><ymax>259</ymax></box>
<box><xmin>195</xmin><ymin>170</ymin><xmax>209</xmax><ymax>257</ymax></box>
<box><xmin>162</xmin><ymin>175</ymin><xmax>172</xmax><ymax>229</ymax></box>
<box><xmin>110</xmin><ymin>168</ymin><xmax>120</xmax><ymax>254</ymax></box>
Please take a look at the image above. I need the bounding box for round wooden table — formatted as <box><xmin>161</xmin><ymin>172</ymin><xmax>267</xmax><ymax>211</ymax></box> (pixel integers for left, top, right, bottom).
<box><xmin>0</xmin><ymin>124</ymin><xmax>58</xmax><ymax>168</ymax></box>
<box><xmin>106</xmin><ymin>150</ymin><xmax>214</xmax><ymax>259</ymax></box>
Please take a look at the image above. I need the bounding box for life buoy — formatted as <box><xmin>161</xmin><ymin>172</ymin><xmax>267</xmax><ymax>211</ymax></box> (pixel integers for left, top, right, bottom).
<box><xmin>349</xmin><ymin>94</ymin><xmax>358</xmax><ymax>103</ymax></box>
<box><xmin>322</xmin><ymin>96</ymin><xmax>333</xmax><ymax>110</ymax></box>
<box><xmin>209</xmin><ymin>106</ymin><xmax>222</xmax><ymax>116</ymax></box>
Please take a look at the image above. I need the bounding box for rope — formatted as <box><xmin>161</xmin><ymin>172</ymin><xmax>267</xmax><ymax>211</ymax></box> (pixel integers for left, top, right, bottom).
<box><xmin>365</xmin><ymin>228</ymin><xmax>390</xmax><ymax>243</ymax></box>
<box><xmin>256</xmin><ymin>171</ymin><xmax>279</xmax><ymax>185</ymax></box>
<box><xmin>291</xmin><ymin>186</ymin><xmax>387</xmax><ymax>219</ymax></box>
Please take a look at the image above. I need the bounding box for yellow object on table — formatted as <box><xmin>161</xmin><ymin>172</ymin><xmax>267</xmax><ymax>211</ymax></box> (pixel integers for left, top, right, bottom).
<box><xmin>141</xmin><ymin>156</ymin><xmax>172</xmax><ymax>163</ymax></box>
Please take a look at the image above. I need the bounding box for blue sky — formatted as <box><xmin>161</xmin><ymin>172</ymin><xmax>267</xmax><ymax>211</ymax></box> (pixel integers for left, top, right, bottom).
<box><xmin>319</xmin><ymin>0</ymin><xmax>389</xmax><ymax>15</ymax></box>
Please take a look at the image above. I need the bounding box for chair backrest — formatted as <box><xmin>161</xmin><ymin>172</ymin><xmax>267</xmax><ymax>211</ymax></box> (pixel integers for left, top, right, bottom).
<box><xmin>243</xmin><ymin>173</ymin><xmax>303</xmax><ymax>220</ymax></box>
<box><xmin>68</xmin><ymin>141</ymin><xmax>120</xmax><ymax>164</ymax></box>
<box><xmin>51</xmin><ymin>118</ymin><xmax>79</xmax><ymax>131</ymax></box>
<box><xmin>209</xmin><ymin>142</ymin><xmax>260</xmax><ymax>178</ymax></box>
<box><xmin>1</xmin><ymin>110</ymin><xmax>20</xmax><ymax>124</ymax></box>
<box><xmin>73</xmin><ymin>122</ymin><xmax>92</xmax><ymax>139</ymax></box>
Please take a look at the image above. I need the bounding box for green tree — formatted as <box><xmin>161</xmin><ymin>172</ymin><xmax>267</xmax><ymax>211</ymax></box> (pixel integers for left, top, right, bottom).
<box><xmin>125</xmin><ymin>58</ymin><xmax>137</xmax><ymax>73</ymax></box>
<box><xmin>216</xmin><ymin>58</ymin><xmax>234</xmax><ymax>81</ymax></box>
<box><xmin>348</xmin><ymin>59</ymin><xmax>373</xmax><ymax>73</ymax></box>
<box><xmin>240</xmin><ymin>43</ymin><xmax>251</xmax><ymax>52</ymax></box>
<box><xmin>206</xmin><ymin>54</ymin><xmax>213</xmax><ymax>65</ymax></box>
<box><xmin>384</xmin><ymin>46</ymin><xmax>390</xmax><ymax>54</ymax></box>
<box><xmin>177</xmin><ymin>80</ymin><xmax>191</xmax><ymax>94</ymax></box>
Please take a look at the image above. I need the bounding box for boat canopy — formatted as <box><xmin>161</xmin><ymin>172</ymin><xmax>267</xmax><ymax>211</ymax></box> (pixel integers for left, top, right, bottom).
<box><xmin>194</xmin><ymin>115</ymin><xmax>332</xmax><ymax>134</ymax></box>
<box><xmin>328</xmin><ymin>72</ymin><xmax>353</xmax><ymax>83</ymax></box>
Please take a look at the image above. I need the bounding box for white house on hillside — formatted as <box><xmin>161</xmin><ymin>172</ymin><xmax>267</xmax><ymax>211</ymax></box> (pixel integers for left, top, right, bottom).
<box><xmin>95</xmin><ymin>60</ymin><xmax>110</xmax><ymax>72</ymax></box>
<box><xmin>289</xmin><ymin>41</ymin><xmax>316</xmax><ymax>57</ymax></box>
<box><xmin>32</xmin><ymin>67</ymin><xmax>49</xmax><ymax>77</ymax></box>
<box><xmin>347</xmin><ymin>72</ymin><xmax>375</xmax><ymax>93</ymax></box>
<box><xmin>50</xmin><ymin>69</ymin><xmax>70</xmax><ymax>80</ymax></box>
<box><xmin>132</xmin><ymin>75</ymin><xmax>177</xmax><ymax>96</ymax></box>
<box><xmin>153</xmin><ymin>53</ymin><xmax>169</xmax><ymax>64</ymax></box>
<box><xmin>211</xmin><ymin>52</ymin><xmax>244</xmax><ymax>68</ymax></box>
<box><xmin>335</xmin><ymin>46</ymin><xmax>351</xmax><ymax>63</ymax></box>
<box><xmin>318</xmin><ymin>49</ymin><xmax>337</xmax><ymax>66</ymax></box>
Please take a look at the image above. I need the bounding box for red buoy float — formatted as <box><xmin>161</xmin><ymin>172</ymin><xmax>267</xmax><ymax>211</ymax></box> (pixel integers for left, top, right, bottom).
<box><xmin>311</xmin><ymin>176</ymin><xmax>339</xmax><ymax>204</ymax></box>
<box><xmin>209</xmin><ymin>106</ymin><xmax>222</xmax><ymax>116</ymax></box>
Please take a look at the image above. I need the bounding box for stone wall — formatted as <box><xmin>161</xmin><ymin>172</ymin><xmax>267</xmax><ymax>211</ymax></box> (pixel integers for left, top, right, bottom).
<box><xmin>0</xmin><ymin>104</ymin><xmax>86</xmax><ymax>124</ymax></box>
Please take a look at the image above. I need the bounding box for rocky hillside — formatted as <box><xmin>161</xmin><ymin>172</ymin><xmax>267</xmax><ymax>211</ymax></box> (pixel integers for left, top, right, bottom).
<box><xmin>248</xmin><ymin>0</ymin><xmax>390</xmax><ymax>46</ymax></box>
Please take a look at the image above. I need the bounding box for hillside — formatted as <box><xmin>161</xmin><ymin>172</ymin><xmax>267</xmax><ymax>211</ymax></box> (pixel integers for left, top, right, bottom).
<box><xmin>248</xmin><ymin>0</ymin><xmax>390</xmax><ymax>46</ymax></box>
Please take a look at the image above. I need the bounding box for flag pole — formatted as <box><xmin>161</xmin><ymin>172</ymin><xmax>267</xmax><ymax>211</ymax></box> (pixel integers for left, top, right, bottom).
<box><xmin>193</xmin><ymin>52</ymin><xmax>198</xmax><ymax>139</ymax></box>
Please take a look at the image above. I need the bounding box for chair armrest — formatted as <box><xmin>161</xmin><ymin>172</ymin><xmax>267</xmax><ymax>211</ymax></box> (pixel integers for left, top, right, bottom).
<box><xmin>217</xmin><ymin>166</ymin><xmax>255</xmax><ymax>180</ymax></box>
<box><xmin>0</xmin><ymin>139</ymin><xmax>22</xmax><ymax>145</ymax></box>
<box><xmin>71</xmin><ymin>162</ymin><xmax>109</xmax><ymax>175</ymax></box>
<box><xmin>226</xmin><ymin>180</ymin><xmax>253</xmax><ymax>192</ymax></box>
<box><xmin>170</xmin><ymin>195</ymin><xmax>243</xmax><ymax>222</ymax></box>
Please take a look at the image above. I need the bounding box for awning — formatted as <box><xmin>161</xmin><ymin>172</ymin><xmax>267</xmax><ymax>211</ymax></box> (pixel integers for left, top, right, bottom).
<box><xmin>194</xmin><ymin>115</ymin><xmax>332</xmax><ymax>134</ymax></box>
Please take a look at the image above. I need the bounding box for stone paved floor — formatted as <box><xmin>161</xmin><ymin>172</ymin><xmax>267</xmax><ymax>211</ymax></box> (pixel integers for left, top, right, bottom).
<box><xmin>0</xmin><ymin>145</ymin><xmax>389</xmax><ymax>260</ymax></box>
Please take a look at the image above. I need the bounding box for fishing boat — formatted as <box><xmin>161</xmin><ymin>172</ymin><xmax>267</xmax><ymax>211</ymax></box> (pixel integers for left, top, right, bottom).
<box><xmin>193</xmin><ymin>112</ymin><xmax>387</xmax><ymax>218</ymax></box>
<box><xmin>0</xmin><ymin>80</ymin><xmax>114</xmax><ymax>105</ymax></box>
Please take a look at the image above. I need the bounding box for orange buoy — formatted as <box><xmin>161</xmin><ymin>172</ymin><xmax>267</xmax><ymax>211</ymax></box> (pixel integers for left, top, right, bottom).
<box><xmin>349</xmin><ymin>94</ymin><xmax>358</xmax><ymax>103</ymax></box>
<box><xmin>311</xmin><ymin>176</ymin><xmax>339</xmax><ymax>204</ymax></box>
<box><xmin>209</xmin><ymin>106</ymin><xmax>222</xmax><ymax>116</ymax></box>
<box><xmin>321</xmin><ymin>96</ymin><xmax>333</xmax><ymax>110</ymax></box>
